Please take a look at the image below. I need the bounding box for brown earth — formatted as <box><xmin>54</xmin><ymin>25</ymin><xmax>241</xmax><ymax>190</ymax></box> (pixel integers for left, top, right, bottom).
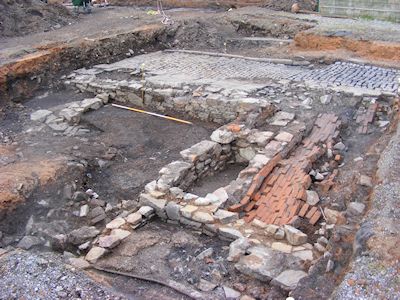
<box><xmin>0</xmin><ymin>154</ymin><xmax>68</xmax><ymax>211</ymax></box>
<box><xmin>0</xmin><ymin>0</ymin><xmax>75</xmax><ymax>38</ymax></box>
<box><xmin>109</xmin><ymin>0</ymin><xmax>317</xmax><ymax>11</ymax></box>
<box><xmin>294</xmin><ymin>32</ymin><xmax>400</xmax><ymax>62</ymax></box>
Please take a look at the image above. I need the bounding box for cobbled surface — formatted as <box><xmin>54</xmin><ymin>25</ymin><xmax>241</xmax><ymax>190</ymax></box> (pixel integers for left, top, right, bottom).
<box><xmin>99</xmin><ymin>52</ymin><xmax>399</xmax><ymax>93</ymax></box>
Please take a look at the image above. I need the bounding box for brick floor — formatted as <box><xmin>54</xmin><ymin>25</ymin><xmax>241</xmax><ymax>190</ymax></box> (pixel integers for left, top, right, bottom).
<box><xmin>232</xmin><ymin>113</ymin><xmax>341</xmax><ymax>226</ymax></box>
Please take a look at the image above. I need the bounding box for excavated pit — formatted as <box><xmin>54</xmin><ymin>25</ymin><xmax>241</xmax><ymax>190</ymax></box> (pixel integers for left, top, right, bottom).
<box><xmin>1</xmin><ymin>5</ymin><xmax>400</xmax><ymax>300</ymax></box>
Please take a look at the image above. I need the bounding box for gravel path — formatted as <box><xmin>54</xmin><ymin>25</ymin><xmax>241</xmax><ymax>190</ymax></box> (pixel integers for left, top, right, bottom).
<box><xmin>0</xmin><ymin>250</ymin><xmax>125</xmax><ymax>299</ymax></box>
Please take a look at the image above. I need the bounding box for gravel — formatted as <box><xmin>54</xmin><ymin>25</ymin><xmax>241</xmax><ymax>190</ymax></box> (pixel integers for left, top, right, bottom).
<box><xmin>333</xmin><ymin>123</ymin><xmax>400</xmax><ymax>299</ymax></box>
<box><xmin>0</xmin><ymin>250</ymin><xmax>125</xmax><ymax>299</ymax></box>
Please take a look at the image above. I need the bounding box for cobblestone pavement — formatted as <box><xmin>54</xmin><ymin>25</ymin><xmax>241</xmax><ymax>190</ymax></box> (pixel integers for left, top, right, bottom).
<box><xmin>99</xmin><ymin>52</ymin><xmax>399</xmax><ymax>94</ymax></box>
<box><xmin>290</xmin><ymin>62</ymin><xmax>400</xmax><ymax>93</ymax></box>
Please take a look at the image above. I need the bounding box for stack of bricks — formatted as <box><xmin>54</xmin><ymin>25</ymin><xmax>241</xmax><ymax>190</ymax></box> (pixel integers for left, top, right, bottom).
<box><xmin>229</xmin><ymin>113</ymin><xmax>341</xmax><ymax>226</ymax></box>
<box><xmin>355</xmin><ymin>102</ymin><xmax>378</xmax><ymax>134</ymax></box>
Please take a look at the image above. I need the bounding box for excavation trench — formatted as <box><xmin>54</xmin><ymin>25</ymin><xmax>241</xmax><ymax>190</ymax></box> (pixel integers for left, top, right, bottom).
<box><xmin>1</xmin><ymin>7</ymin><xmax>400</xmax><ymax>299</ymax></box>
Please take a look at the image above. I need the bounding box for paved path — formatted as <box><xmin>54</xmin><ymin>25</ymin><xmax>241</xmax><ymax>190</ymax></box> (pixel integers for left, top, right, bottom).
<box><xmin>98</xmin><ymin>51</ymin><xmax>400</xmax><ymax>94</ymax></box>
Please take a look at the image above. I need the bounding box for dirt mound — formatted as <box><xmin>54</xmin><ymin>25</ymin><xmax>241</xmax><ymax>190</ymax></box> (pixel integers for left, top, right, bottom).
<box><xmin>0</xmin><ymin>0</ymin><xmax>74</xmax><ymax>38</ymax></box>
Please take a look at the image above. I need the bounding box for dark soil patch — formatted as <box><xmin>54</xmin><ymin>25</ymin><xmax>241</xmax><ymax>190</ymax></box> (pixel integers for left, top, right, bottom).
<box><xmin>187</xmin><ymin>163</ymin><xmax>245</xmax><ymax>197</ymax></box>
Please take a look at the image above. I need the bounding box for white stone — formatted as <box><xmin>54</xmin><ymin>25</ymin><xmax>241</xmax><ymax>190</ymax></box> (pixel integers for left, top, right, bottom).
<box><xmin>239</xmin><ymin>147</ymin><xmax>256</xmax><ymax>161</ymax></box>
<box><xmin>275</xmin><ymin>132</ymin><xmax>293</xmax><ymax>143</ymax></box>
<box><xmin>348</xmin><ymin>202</ymin><xmax>366</xmax><ymax>215</ymax></box>
<box><xmin>292</xmin><ymin>250</ymin><xmax>313</xmax><ymax>261</ymax></box>
<box><xmin>359</xmin><ymin>175</ymin><xmax>373</xmax><ymax>187</ymax></box>
<box><xmin>85</xmin><ymin>247</ymin><xmax>106</xmax><ymax>263</ymax></box>
<box><xmin>180</xmin><ymin>205</ymin><xmax>198</xmax><ymax>218</ymax></box>
<box><xmin>320</xmin><ymin>95</ymin><xmax>332</xmax><ymax>104</ymax></box>
<box><xmin>248</xmin><ymin>131</ymin><xmax>274</xmax><ymax>146</ymax></box>
<box><xmin>223</xmin><ymin>286</ymin><xmax>241</xmax><ymax>300</ymax></box>
<box><xmin>59</xmin><ymin>108</ymin><xmax>81</xmax><ymax>124</ymax></box>
<box><xmin>272</xmin><ymin>270</ymin><xmax>307</xmax><ymax>291</ymax></box>
<box><xmin>194</xmin><ymin>197</ymin><xmax>212</xmax><ymax>206</ymax></box>
<box><xmin>214</xmin><ymin>209</ymin><xmax>238</xmax><ymax>224</ymax></box>
<box><xmin>80</xmin><ymin>98</ymin><xmax>103</xmax><ymax>111</ymax></box>
<box><xmin>333</xmin><ymin>142</ymin><xmax>346</xmax><ymax>151</ymax></box>
<box><xmin>192</xmin><ymin>211</ymin><xmax>214</xmax><ymax>224</ymax></box>
<box><xmin>251</xmin><ymin>219</ymin><xmax>268</xmax><ymax>229</ymax></box>
<box><xmin>126</xmin><ymin>212</ymin><xmax>142</xmax><ymax>225</ymax></box>
<box><xmin>30</xmin><ymin>110</ymin><xmax>52</xmax><ymax>122</ymax></box>
<box><xmin>68</xmin><ymin>257</ymin><xmax>90</xmax><ymax>269</ymax></box>
<box><xmin>138</xmin><ymin>206</ymin><xmax>154</xmax><ymax>217</ymax></box>
<box><xmin>306</xmin><ymin>190</ymin><xmax>320</xmax><ymax>205</ymax></box>
<box><xmin>79</xmin><ymin>205</ymin><xmax>90</xmax><ymax>217</ymax></box>
<box><xmin>183</xmin><ymin>193</ymin><xmax>198</xmax><ymax>201</ymax></box>
<box><xmin>284</xmin><ymin>225</ymin><xmax>308</xmax><ymax>246</ymax></box>
<box><xmin>110</xmin><ymin>229</ymin><xmax>131</xmax><ymax>240</ymax></box>
<box><xmin>210</xmin><ymin>128</ymin><xmax>235</xmax><ymax>144</ymax></box>
<box><xmin>219</xmin><ymin>227</ymin><xmax>244</xmax><ymax>240</ymax></box>
<box><xmin>271</xmin><ymin>242</ymin><xmax>292</xmax><ymax>253</ymax></box>
<box><xmin>106</xmin><ymin>217</ymin><xmax>126</xmax><ymax>229</ymax></box>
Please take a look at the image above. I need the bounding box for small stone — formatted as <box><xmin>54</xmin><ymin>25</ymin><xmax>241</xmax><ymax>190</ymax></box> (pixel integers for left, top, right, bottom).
<box><xmin>170</xmin><ymin>187</ymin><xmax>184</xmax><ymax>199</ymax></box>
<box><xmin>275</xmin><ymin>132</ymin><xmax>293</xmax><ymax>143</ymax></box>
<box><xmin>271</xmin><ymin>242</ymin><xmax>292</xmax><ymax>253</ymax></box>
<box><xmin>219</xmin><ymin>227</ymin><xmax>244</xmax><ymax>240</ymax></box>
<box><xmin>239</xmin><ymin>147</ymin><xmax>256</xmax><ymax>161</ymax></box>
<box><xmin>183</xmin><ymin>193</ymin><xmax>198</xmax><ymax>201</ymax></box>
<box><xmin>284</xmin><ymin>225</ymin><xmax>308</xmax><ymax>246</ymax></box>
<box><xmin>228</xmin><ymin>238</ymin><xmax>251</xmax><ymax>262</ymax></box>
<box><xmin>326</xmin><ymin>259</ymin><xmax>334</xmax><ymax>272</ymax></box>
<box><xmin>105</xmin><ymin>217</ymin><xmax>126</xmax><ymax>229</ymax></box>
<box><xmin>180</xmin><ymin>205</ymin><xmax>198</xmax><ymax>218</ymax></box>
<box><xmin>79</xmin><ymin>205</ymin><xmax>90</xmax><ymax>217</ymax></box>
<box><xmin>69</xmin><ymin>257</ymin><xmax>90</xmax><ymax>269</ymax></box>
<box><xmin>165</xmin><ymin>202</ymin><xmax>181</xmax><ymax>220</ymax></box>
<box><xmin>324</xmin><ymin>208</ymin><xmax>343</xmax><ymax>224</ymax></box>
<box><xmin>315</xmin><ymin>172</ymin><xmax>324</xmax><ymax>181</ymax></box>
<box><xmin>85</xmin><ymin>247</ymin><xmax>106</xmax><ymax>263</ymax></box>
<box><xmin>194</xmin><ymin>197</ymin><xmax>212</xmax><ymax>206</ymax></box>
<box><xmin>68</xmin><ymin>226</ymin><xmax>100</xmax><ymax>245</ymax></box>
<box><xmin>192</xmin><ymin>211</ymin><xmax>214</xmax><ymax>224</ymax></box>
<box><xmin>252</xmin><ymin>219</ymin><xmax>268</xmax><ymax>229</ymax></box>
<box><xmin>78</xmin><ymin>241</ymin><xmax>91</xmax><ymax>250</ymax></box>
<box><xmin>80</xmin><ymin>98</ymin><xmax>103</xmax><ymax>111</ymax></box>
<box><xmin>292</xmin><ymin>250</ymin><xmax>313</xmax><ymax>261</ymax></box>
<box><xmin>320</xmin><ymin>95</ymin><xmax>332</xmax><ymax>104</ymax></box>
<box><xmin>223</xmin><ymin>286</ymin><xmax>241</xmax><ymax>299</ymax></box>
<box><xmin>306</xmin><ymin>190</ymin><xmax>320</xmax><ymax>205</ymax></box>
<box><xmin>17</xmin><ymin>236</ymin><xmax>43</xmax><ymax>250</ymax></box>
<box><xmin>214</xmin><ymin>209</ymin><xmax>238</xmax><ymax>224</ymax></box>
<box><xmin>272</xmin><ymin>270</ymin><xmax>307</xmax><ymax>291</ymax></box>
<box><xmin>210</xmin><ymin>128</ymin><xmax>235</xmax><ymax>144</ymax></box>
<box><xmin>333</xmin><ymin>142</ymin><xmax>346</xmax><ymax>151</ymax></box>
<box><xmin>59</xmin><ymin>108</ymin><xmax>81</xmax><ymax>124</ymax></box>
<box><xmin>126</xmin><ymin>212</ymin><xmax>142</xmax><ymax>225</ymax></box>
<box><xmin>30</xmin><ymin>110</ymin><xmax>53</xmax><ymax>122</ymax></box>
<box><xmin>359</xmin><ymin>175</ymin><xmax>373</xmax><ymax>187</ymax></box>
<box><xmin>98</xmin><ymin>235</ymin><xmax>121</xmax><ymax>249</ymax></box>
<box><xmin>317</xmin><ymin>236</ymin><xmax>329</xmax><ymax>246</ymax></box>
<box><xmin>138</xmin><ymin>206</ymin><xmax>154</xmax><ymax>217</ymax></box>
<box><xmin>347</xmin><ymin>202</ymin><xmax>366</xmax><ymax>215</ymax></box>
<box><xmin>72</xmin><ymin>191</ymin><xmax>88</xmax><ymax>202</ymax></box>
<box><xmin>274</xmin><ymin>228</ymin><xmax>285</xmax><ymax>240</ymax></box>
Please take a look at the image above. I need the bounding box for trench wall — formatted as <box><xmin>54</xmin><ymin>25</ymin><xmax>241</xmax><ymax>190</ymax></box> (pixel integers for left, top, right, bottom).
<box><xmin>109</xmin><ymin>0</ymin><xmax>265</xmax><ymax>8</ymax></box>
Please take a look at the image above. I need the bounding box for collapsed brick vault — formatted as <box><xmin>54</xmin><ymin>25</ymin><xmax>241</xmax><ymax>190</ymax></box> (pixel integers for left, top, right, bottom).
<box><xmin>60</xmin><ymin>50</ymin><xmax>397</xmax><ymax>291</ymax></box>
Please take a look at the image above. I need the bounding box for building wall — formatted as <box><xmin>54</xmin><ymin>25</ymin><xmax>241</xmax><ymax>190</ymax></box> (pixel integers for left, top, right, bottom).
<box><xmin>319</xmin><ymin>0</ymin><xmax>400</xmax><ymax>22</ymax></box>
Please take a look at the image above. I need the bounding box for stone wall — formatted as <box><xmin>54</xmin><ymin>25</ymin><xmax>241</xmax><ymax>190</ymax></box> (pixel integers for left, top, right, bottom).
<box><xmin>319</xmin><ymin>0</ymin><xmax>400</xmax><ymax>22</ymax></box>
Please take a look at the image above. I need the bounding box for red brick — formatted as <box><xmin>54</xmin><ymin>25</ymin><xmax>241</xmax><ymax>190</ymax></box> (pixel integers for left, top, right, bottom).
<box><xmin>309</xmin><ymin>210</ymin><xmax>322</xmax><ymax>225</ymax></box>
<box><xmin>298</xmin><ymin>203</ymin><xmax>310</xmax><ymax>217</ymax></box>
<box><xmin>228</xmin><ymin>203</ymin><xmax>243</xmax><ymax>212</ymax></box>
<box><xmin>244</xmin><ymin>201</ymin><xmax>256</xmax><ymax>212</ymax></box>
<box><xmin>240</xmin><ymin>195</ymin><xmax>251</xmax><ymax>205</ymax></box>
<box><xmin>305</xmin><ymin>206</ymin><xmax>318</xmax><ymax>219</ymax></box>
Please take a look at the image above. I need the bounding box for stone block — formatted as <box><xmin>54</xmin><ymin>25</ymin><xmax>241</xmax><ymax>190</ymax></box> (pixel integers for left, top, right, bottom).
<box><xmin>180</xmin><ymin>205</ymin><xmax>198</xmax><ymax>218</ymax></box>
<box><xmin>214</xmin><ymin>209</ymin><xmax>238</xmax><ymax>224</ymax></box>
<box><xmin>30</xmin><ymin>109</ymin><xmax>53</xmax><ymax>122</ymax></box>
<box><xmin>284</xmin><ymin>225</ymin><xmax>308</xmax><ymax>246</ymax></box>
<box><xmin>271</xmin><ymin>270</ymin><xmax>307</xmax><ymax>291</ymax></box>
<box><xmin>165</xmin><ymin>202</ymin><xmax>181</xmax><ymax>220</ymax></box>
<box><xmin>192</xmin><ymin>211</ymin><xmax>214</xmax><ymax>224</ymax></box>
<box><xmin>85</xmin><ymin>246</ymin><xmax>106</xmax><ymax>263</ymax></box>
<box><xmin>219</xmin><ymin>227</ymin><xmax>243</xmax><ymax>240</ymax></box>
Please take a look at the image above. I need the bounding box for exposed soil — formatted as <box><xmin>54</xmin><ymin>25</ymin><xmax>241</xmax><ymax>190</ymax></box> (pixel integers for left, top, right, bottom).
<box><xmin>0</xmin><ymin>3</ymin><xmax>399</xmax><ymax>300</ymax></box>
<box><xmin>0</xmin><ymin>0</ymin><xmax>75</xmax><ymax>38</ymax></box>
